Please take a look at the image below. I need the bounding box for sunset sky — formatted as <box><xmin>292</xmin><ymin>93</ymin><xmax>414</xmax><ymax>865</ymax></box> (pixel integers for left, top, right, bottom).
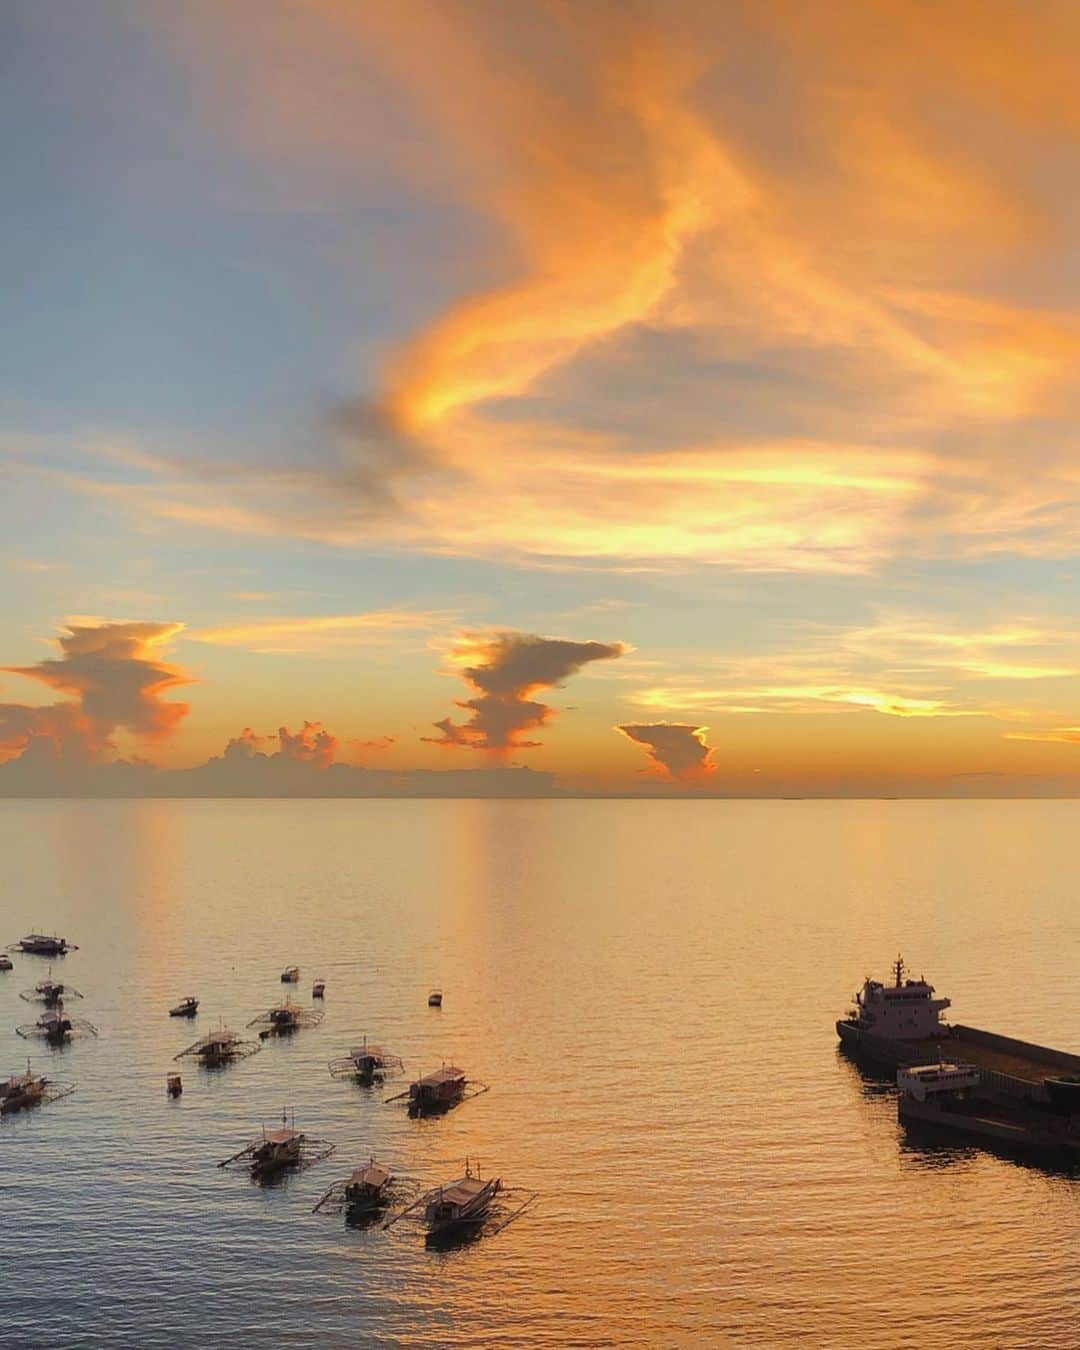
<box><xmin>3</xmin><ymin>0</ymin><xmax>1080</xmax><ymax>794</ymax></box>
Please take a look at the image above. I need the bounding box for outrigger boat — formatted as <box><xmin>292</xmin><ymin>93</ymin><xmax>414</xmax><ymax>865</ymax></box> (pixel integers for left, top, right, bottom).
<box><xmin>169</xmin><ymin>997</ymin><xmax>199</xmax><ymax>1018</ymax></box>
<box><xmin>386</xmin><ymin>1064</ymin><xmax>489</xmax><ymax>1118</ymax></box>
<box><xmin>312</xmin><ymin>1158</ymin><xmax>409</xmax><ymax>1220</ymax></box>
<box><xmin>16</xmin><ymin>1007</ymin><xmax>98</xmax><ymax>1046</ymax></box>
<box><xmin>248</xmin><ymin>1000</ymin><xmax>324</xmax><ymax>1041</ymax></box>
<box><xmin>382</xmin><ymin>1160</ymin><xmax>536</xmax><ymax>1244</ymax></box>
<box><xmin>12</xmin><ymin>934</ymin><xmax>77</xmax><ymax>957</ymax></box>
<box><xmin>174</xmin><ymin>1026</ymin><xmax>260</xmax><ymax>1067</ymax></box>
<box><xmin>280</xmin><ymin>966</ymin><xmax>300</xmax><ymax>983</ymax></box>
<box><xmin>0</xmin><ymin>1060</ymin><xmax>74</xmax><ymax>1115</ymax></box>
<box><xmin>218</xmin><ymin>1109</ymin><xmax>334</xmax><ymax>1180</ymax></box>
<box><xmin>21</xmin><ymin>969</ymin><xmax>83</xmax><ymax>1006</ymax></box>
<box><xmin>328</xmin><ymin>1037</ymin><xmax>403</xmax><ymax>1085</ymax></box>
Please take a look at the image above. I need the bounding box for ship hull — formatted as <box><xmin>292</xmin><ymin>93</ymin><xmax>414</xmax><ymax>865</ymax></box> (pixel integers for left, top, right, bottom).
<box><xmin>899</xmin><ymin>1095</ymin><xmax>1080</xmax><ymax>1159</ymax></box>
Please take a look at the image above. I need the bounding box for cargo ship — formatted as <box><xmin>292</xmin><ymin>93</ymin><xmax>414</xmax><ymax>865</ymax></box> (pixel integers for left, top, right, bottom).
<box><xmin>839</xmin><ymin>957</ymin><xmax>1080</xmax><ymax>1159</ymax></box>
<box><xmin>836</xmin><ymin>955</ymin><xmax>1080</xmax><ymax>1101</ymax></box>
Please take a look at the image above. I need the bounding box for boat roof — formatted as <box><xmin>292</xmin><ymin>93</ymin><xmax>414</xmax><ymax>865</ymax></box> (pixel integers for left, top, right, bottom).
<box><xmin>350</xmin><ymin>1044</ymin><xmax>385</xmax><ymax>1059</ymax></box>
<box><xmin>437</xmin><ymin>1176</ymin><xmax>490</xmax><ymax>1206</ymax></box>
<box><xmin>264</xmin><ymin>1128</ymin><xmax>301</xmax><ymax>1145</ymax></box>
<box><xmin>351</xmin><ymin>1162</ymin><xmax>389</xmax><ymax>1187</ymax></box>
<box><xmin>198</xmin><ymin>1030</ymin><xmax>238</xmax><ymax>1046</ymax></box>
<box><xmin>417</xmin><ymin>1066</ymin><xmax>465</xmax><ymax>1087</ymax></box>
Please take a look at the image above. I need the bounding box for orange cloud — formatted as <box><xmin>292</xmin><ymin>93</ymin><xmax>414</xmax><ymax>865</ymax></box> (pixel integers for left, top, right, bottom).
<box><xmin>1</xmin><ymin>621</ymin><xmax>191</xmax><ymax>761</ymax></box>
<box><xmin>426</xmin><ymin>630</ymin><xmax>627</xmax><ymax>751</ymax></box>
<box><xmin>617</xmin><ymin>722</ymin><xmax>716</xmax><ymax>783</ymax></box>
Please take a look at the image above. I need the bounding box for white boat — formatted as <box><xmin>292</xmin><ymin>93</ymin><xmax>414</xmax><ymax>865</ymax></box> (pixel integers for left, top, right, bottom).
<box><xmin>897</xmin><ymin>1062</ymin><xmax>980</xmax><ymax>1101</ymax></box>
<box><xmin>312</xmin><ymin>979</ymin><xmax>326</xmax><ymax>999</ymax></box>
<box><xmin>280</xmin><ymin>966</ymin><xmax>300</xmax><ymax>983</ymax></box>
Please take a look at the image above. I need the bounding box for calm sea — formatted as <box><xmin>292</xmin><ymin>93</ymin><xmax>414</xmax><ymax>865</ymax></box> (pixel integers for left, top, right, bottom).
<box><xmin>0</xmin><ymin>799</ymin><xmax>1077</xmax><ymax>1348</ymax></box>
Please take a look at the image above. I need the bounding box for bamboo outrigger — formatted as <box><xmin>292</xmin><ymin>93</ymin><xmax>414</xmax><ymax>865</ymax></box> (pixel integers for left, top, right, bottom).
<box><xmin>248</xmin><ymin>1000</ymin><xmax>324</xmax><ymax>1040</ymax></box>
<box><xmin>0</xmin><ymin>1060</ymin><xmax>74</xmax><ymax>1115</ymax></box>
<box><xmin>386</xmin><ymin>1064</ymin><xmax>489</xmax><ymax>1118</ymax></box>
<box><xmin>218</xmin><ymin>1109</ymin><xmax>335</xmax><ymax>1179</ymax></box>
<box><xmin>328</xmin><ymin>1037</ymin><xmax>403</xmax><ymax>1085</ymax></box>
<box><xmin>174</xmin><ymin>1027</ymin><xmax>261</xmax><ymax>1066</ymax></box>
<box><xmin>16</xmin><ymin>1008</ymin><xmax>98</xmax><ymax>1045</ymax></box>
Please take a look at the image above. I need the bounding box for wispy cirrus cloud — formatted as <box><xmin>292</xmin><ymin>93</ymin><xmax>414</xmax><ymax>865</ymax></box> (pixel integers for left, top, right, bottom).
<box><xmin>190</xmin><ymin>608</ymin><xmax>451</xmax><ymax>654</ymax></box>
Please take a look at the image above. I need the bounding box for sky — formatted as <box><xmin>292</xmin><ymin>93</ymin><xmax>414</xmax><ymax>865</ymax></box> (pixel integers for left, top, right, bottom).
<box><xmin>2</xmin><ymin>0</ymin><xmax>1080</xmax><ymax>796</ymax></box>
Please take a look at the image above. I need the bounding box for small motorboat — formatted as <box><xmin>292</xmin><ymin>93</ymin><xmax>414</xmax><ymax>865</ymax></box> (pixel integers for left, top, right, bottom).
<box><xmin>312</xmin><ymin>979</ymin><xmax>326</xmax><ymax>999</ymax></box>
<box><xmin>169</xmin><ymin>997</ymin><xmax>199</xmax><ymax>1018</ymax></box>
<box><xmin>0</xmin><ymin>954</ymin><xmax>13</xmax><ymax>972</ymax></box>
<box><xmin>281</xmin><ymin>966</ymin><xmax>300</xmax><ymax>983</ymax></box>
<box><xmin>428</xmin><ymin>990</ymin><xmax>443</xmax><ymax>1007</ymax></box>
<box><xmin>166</xmin><ymin>1073</ymin><xmax>183</xmax><ymax>1097</ymax></box>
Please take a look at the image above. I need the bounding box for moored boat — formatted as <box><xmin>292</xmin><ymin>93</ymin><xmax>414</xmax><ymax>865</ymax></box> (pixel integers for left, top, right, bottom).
<box><xmin>14</xmin><ymin>934</ymin><xmax>77</xmax><ymax>957</ymax></box>
<box><xmin>423</xmin><ymin>1161</ymin><xmax>500</xmax><ymax>1236</ymax></box>
<box><xmin>169</xmin><ymin>997</ymin><xmax>199</xmax><ymax>1018</ymax></box>
<box><xmin>344</xmin><ymin>1159</ymin><xmax>391</xmax><ymax>1211</ymax></box>
<box><xmin>329</xmin><ymin>1038</ymin><xmax>403</xmax><ymax>1085</ymax></box>
<box><xmin>0</xmin><ymin>954</ymin><xmax>13</xmax><ymax>972</ymax></box>
<box><xmin>174</xmin><ymin>1027</ymin><xmax>260</xmax><ymax>1066</ymax></box>
<box><xmin>427</xmin><ymin>990</ymin><xmax>442</xmax><ymax>1007</ymax></box>
<box><xmin>0</xmin><ymin>1067</ymin><xmax>47</xmax><ymax>1114</ymax></box>
<box><xmin>408</xmin><ymin>1065</ymin><xmax>466</xmax><ymax>1116</ymax></box>
<box><xmin>280</xmin><ymin>966</ymin><xmax>300</xmax><ymax>983</ymax></box>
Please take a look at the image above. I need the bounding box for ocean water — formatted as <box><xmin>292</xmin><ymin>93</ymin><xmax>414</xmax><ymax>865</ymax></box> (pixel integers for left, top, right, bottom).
<box><xmin>0</xmin><ymin>798</ymin><xmax>1077</xmax><ymax>1349</ymax></box>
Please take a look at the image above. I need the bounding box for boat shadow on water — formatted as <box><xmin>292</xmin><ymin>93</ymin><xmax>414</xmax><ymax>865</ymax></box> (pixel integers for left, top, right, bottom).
<box><xmin>898</xmin><ymin>1118</ymin><xmax>1080</xmax><ymax>1180</ymax></box>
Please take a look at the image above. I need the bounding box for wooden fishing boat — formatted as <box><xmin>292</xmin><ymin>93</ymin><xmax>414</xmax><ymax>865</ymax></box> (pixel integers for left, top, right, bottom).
<box><xmin>328</xmin><ymin>1038</ymin><xmax>403</xmax><ymax>1085</ymax></box>
<box><xmin>424</xmin><ymin>1163</ymin><xmax>501</xmax><ymax>1236</ymax></box>
<box><xmin>248</xmin><ymin>1000</ymin><xmax>324</xmax><ymax>1040</ymax></box>
<box><xmin>386</xmin><ymin>1064</ymin><xmax>489</xmax><ymax>1117</ymax></box>
<box><xmin>219</xmin><ymin>1110</ymin><xmax>334</xmax><ymax>1179</ymax></box>
<box><xmin>0</xmin><ymin>1061</ymin><xmax>74</xmax><ymax>1115</ymax></box>
<box><xmin>16</xmin><ymin>1007</ymin><xmax>98</xmax><ymax>1045</ymax></box>
<box><xmin>13</xmin><ymin>934</ymin><xmax>77</xmax><ymax>957</ymax></box>
<box><xmin>174</xmin><ymin>1027</ymin><xmax>260</xmax><ymax>1066</ymax></box>
<box><xmin>21</xmin><ymin>969</ymin><xmax>83</xmax><ymax>1006</ymax></box>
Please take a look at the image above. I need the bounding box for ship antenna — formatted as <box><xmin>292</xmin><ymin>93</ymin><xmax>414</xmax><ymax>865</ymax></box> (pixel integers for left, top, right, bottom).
<box><xmin>894</xmin><ymin>953</ymin><xmax>905</xmax><ymax>987</ymax></box>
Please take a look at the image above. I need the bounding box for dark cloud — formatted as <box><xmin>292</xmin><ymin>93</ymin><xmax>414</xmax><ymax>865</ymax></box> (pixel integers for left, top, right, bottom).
<box><xmin>1</xmin><ymin>621</ymin><xmax>190</xmax><ymax>760</ymax></box>
<box><xmin>426</xmin><ymin>631</ymin><xmax>627</xmax><ymax>750</ymax></box>
<box><xmin>617</xmin><ymin>722</ymin><xmax>716</xmax><ymax>783</ymax></box>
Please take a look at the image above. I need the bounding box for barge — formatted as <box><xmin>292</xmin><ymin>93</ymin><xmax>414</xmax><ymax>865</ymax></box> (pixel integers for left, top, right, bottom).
<box><xmin>837</xmin><ymin>956</ymin><xmax>1080</xmax><ymax>1102</ymax></box>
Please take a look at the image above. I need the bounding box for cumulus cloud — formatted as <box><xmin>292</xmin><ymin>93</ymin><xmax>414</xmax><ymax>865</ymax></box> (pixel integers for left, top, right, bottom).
<box><xmin>426</xmin><ymin>631</ymin><xmax>627</xmax><ymax>750</ymax></box>
<box><xmin>0</xmin><ymin>621</ymin><xmax>190</xmax><ymax>761</ymax></box>
<box><xmin>617</xmin><ymin>722</ymin><xmax>716</xmax><ymax>783</ymax></box>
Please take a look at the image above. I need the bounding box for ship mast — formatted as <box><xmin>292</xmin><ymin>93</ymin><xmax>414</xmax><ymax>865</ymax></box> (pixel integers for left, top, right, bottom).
<box><xmin>893</xmin><ymin>953</ymin><xmax>906</xmax><ymax>987</ymax></box>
